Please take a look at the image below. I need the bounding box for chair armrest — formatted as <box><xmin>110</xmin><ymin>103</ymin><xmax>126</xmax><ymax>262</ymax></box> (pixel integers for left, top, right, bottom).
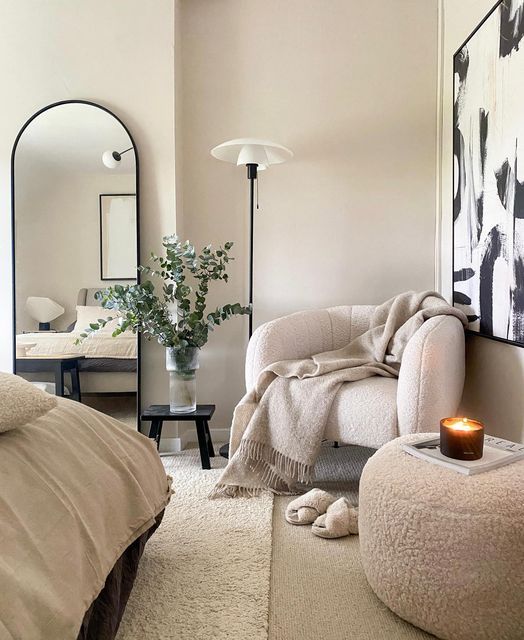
<box><xmin>397</xmin><ymin>316</ymin><xmax>465</xmax><ymax>436</ymax></box>
<box><xmin>245</xmin><ymin>305</ymin><xmax>375</xmax><ymax>390</ymax></box>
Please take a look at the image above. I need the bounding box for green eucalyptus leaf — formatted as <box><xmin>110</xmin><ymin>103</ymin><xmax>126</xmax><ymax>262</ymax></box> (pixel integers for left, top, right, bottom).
<box><xmin>76</xmin><ymin>236</ymin><xmax>242</xmax><ymax>347</ymax></box>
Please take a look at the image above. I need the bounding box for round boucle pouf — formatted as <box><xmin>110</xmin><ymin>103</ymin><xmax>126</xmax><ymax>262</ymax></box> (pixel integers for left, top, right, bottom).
<box><xmin>359</xmin><ymin>434</ymin><xmax>524</xmax><ymax>640</ymax></box>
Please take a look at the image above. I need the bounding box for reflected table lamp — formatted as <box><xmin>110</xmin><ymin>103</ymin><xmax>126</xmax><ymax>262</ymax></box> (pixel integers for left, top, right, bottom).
<box><xmin>25</xmin><ymin>297</ymin><xmax>64</xmax><ymax>331</ymax></box>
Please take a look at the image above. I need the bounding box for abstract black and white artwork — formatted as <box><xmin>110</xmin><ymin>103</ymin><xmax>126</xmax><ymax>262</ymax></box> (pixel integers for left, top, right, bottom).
<box><xmin>454</xmin><ymin>0</ymin><xmax>524</xmax><ymax>345</ymax></box>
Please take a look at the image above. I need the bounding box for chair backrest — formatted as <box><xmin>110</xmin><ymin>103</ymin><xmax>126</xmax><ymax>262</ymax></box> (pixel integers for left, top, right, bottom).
<box><xmin>327</xmin><ymin>305</ymin><xmax>376</xmax><ymax>348</ymax></box>
<box><xmin>245</xmin><ymin>305</ymin><xmax>377</xmax><ymax>389</ymax></box>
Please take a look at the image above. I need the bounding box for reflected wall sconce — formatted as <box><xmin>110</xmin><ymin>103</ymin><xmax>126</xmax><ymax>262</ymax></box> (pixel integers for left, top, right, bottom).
<box><xmin>102</xmin><ymin>146</ymin><xmax>133</xmax><ymax>169</ymax></box>
<box><xmin>210</xmin><ymin>138</ymin><xmax>293</xmax><ymax>337</ymax></box>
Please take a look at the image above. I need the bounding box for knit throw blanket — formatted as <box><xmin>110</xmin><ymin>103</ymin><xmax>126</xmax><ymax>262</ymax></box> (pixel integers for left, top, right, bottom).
<box><xmin>212</xmin><ymin>291</ymin><xmax>467</xmax><ymax>497</ymax></box>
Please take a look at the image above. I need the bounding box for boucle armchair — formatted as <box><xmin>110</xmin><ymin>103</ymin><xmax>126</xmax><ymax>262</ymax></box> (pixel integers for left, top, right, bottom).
<box><xmin>245</xmin><ymin>305</ymin><xmax>465</xmax><ymax>449</ymax></box>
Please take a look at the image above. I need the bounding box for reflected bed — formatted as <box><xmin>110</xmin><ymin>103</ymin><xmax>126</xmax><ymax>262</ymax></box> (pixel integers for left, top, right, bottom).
<box><xmin>16</xmin><ymin>288</ymin><xmax>138</xmax><ymax>394</ymax></box>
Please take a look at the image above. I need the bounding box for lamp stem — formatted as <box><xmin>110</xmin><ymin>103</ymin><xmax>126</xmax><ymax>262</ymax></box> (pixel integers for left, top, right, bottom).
<box><xmin>247</xmin><ymin>163</ymin><xmax>257</xmax><ymax>338</ymax></box>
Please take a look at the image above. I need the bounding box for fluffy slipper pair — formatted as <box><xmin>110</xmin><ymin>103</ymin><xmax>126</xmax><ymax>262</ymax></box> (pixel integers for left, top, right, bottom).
<box><xmin>285</xmin><ymin>488</ymin><xmax>358</xmax><ymax>539</ymax></box>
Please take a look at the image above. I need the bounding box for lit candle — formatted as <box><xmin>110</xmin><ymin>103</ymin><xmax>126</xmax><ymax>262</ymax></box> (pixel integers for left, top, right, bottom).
<box><xmin>440</xmin><ymin>417</ymin><xmax>484</xmax><ymax>461</ymax></box>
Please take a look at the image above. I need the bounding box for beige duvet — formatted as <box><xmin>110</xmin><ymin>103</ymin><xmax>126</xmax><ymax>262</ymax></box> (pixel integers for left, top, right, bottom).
<box><xmin>0</xmin><ymin>398</ymin><xmax>171</xmax><ymax>640</ymax></box>
<box><xmin>17</xmin><ymin>332</ymin><xmax>137</xmax><ymax>359</ymax></box>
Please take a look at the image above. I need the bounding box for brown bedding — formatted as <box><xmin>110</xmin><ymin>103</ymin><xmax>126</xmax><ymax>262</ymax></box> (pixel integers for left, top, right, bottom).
<box><xmin>0</xmin><ymin>393</ymin><xmax>172</xmax><ymax>640</ymax></box>
<box><xmin>77</xmin><ymin>511</ymin><xmax>164</xmax><ymax>640</ymax></box>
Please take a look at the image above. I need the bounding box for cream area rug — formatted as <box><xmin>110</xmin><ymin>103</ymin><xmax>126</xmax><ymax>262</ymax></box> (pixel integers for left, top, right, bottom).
<box><xmin>118</xmin><ymin>443</ymin><xmax>433</xmax><ymax>640</ymax></box>
<box><xmin>269</xmin><ymin>444</ymin><xmax>434</xmax><ymax>640</ymax></box>
<box><xmin>117</xmin><ymin>447</ymin><xmax>273</xmax><ymax>640</ymax></box>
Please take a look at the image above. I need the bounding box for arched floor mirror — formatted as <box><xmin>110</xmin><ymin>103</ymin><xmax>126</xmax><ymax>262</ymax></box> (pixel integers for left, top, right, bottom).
<box><xmin>12</xmin><ymin>100</ymin><xmax>140</xmax><ymax>427</ymax></box>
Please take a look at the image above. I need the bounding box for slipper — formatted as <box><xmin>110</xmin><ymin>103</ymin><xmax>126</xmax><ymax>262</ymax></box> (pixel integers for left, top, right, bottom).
<box><xmin>285</xmin><ymin>488</ymin><xmax>336</xmax><ymax>525</ymax></box>
<box><xmin>311</xmin><ymin>497</ymin><xmax>358</xmax><ymax>539</ymax></box>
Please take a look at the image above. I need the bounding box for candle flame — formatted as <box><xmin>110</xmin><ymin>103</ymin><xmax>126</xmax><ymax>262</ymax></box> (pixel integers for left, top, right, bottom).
<box><xmin>451</xmin><ymin>417</ymin><xmax>476</xmax><ymax>431</ymax></box>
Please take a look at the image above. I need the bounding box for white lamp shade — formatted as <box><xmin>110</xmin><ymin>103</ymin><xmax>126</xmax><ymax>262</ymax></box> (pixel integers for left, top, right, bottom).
<box><xmin>25</xmin><ymin>297</ymin><xmax>65</xmax><ymax>323</ymax></box>
<box><xmin>102</xmin><ymin>150</ymin><xmax>120</xmax><ymax>169</ymax></box>
<box><xmin>210</xmin><ymin>138</ymin><xmax>293</xmax><ymax>168</ymax></box>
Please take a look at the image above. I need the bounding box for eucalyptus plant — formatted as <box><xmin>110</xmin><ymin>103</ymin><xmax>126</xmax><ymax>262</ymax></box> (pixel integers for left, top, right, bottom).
<box><xmin>76</xmin><ymin>235</ymin><xmax>251</xmax><ymax>350</ymax></box>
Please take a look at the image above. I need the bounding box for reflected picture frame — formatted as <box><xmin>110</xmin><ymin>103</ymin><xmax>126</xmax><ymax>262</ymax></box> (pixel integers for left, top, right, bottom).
<box><xmin>99</xmin><ymin>193</ymin><xmax>137</xmax><ymax>281</ymax></box>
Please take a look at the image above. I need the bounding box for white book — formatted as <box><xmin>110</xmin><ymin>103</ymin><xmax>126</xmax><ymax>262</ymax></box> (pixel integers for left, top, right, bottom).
<box><xmin>401</xmin><ymin>435</ymin><xmax>524</xmax><ymax>475</ymax></box>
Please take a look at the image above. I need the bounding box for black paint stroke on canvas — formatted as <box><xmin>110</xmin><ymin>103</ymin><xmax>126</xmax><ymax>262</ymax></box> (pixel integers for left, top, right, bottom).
<box><xmin>479</xmin><ymin>226</ymin><xmax>505</xmax><ymax>336</ymax></box>
<box><xmin>500</xmin><ymin>0</ymin><xmax>524</xmax><ymax>57</ymax></box>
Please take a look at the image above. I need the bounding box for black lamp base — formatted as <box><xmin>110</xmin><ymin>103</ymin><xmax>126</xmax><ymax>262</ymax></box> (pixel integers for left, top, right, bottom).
<box><xmin>219</xmin><ymin>443</ymin><xmax>229</xmax><ymax>459</ymax></box>
<box><xmin>38</xmin><ymin>322</ymin><xmax>51</xmax><ymax>331</ymax></box>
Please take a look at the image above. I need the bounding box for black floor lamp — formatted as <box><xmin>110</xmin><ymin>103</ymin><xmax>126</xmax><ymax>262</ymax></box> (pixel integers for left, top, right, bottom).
<box><xmin>210</xmin><ymin>138</ymin><xmax>293</xmax><ymax>456</ymax></box>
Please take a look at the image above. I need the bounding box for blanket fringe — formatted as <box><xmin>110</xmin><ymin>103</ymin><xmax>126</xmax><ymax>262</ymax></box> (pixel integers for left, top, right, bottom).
<box><xmin>209</xmin><ymin>482</ymin><xmax>300</xmax><ymax>499</ymax></box>
<box><xmin>209</xmin><ymin>440</ymin><xmax>314</xmax><ymax>498</ymax></box>
<box><xmin>209</xmin><ymin>483</ymin><xmax>264</xmax><ymax>499</ymax></box>
<box><xmin>238</xmin><ymin>438</ymin><xmax>314</xmax><ymax>485</ymax></box>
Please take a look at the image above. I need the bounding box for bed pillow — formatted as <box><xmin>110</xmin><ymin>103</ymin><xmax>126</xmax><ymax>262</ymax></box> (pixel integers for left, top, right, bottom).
<box><xmin>74</xmin><ymin>305</ymin><xmax>122</xmax><ymax>335</ymax></box>
<box><xmin>0</xmin><ymin>373</ymin><xmax>57</xmax><ymax>433</ymax></box>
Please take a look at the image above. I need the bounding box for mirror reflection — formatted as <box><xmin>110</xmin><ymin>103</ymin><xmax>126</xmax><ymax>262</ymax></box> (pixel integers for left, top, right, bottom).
<box><xmin>14</xmin><ymin>102</ymin><xmax>138</xmax><ymax>426</ymax></box>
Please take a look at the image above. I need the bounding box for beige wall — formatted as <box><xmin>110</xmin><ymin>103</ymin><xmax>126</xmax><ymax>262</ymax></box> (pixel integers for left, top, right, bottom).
<box><xmin>5</xmin><ymin>1</ymin><xmax>495</xmax><ymax>445</ymax></box>
<box><xmin>0</xmin><ymin>0</ymin><xmax>176</xmax><ymax>419</ymax></box>
<box><xmin>177</xmin><ymin>0</ymin><xmax>439</xmax><ymax>431</ymax></box>
<box><xmin>440</xmin><ymin>0</ymin><xmax>524</xmax><ymax>443</ymax></box>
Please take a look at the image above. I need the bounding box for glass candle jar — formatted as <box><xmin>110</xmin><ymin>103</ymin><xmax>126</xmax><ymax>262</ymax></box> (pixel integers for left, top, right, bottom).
<box><xmin>440</xmin><ymin>417</ymin><xmax>484</xmax><ymax>460</ymax></box>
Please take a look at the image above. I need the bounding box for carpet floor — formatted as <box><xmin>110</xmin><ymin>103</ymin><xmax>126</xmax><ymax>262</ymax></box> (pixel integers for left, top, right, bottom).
<box><xmin>117</xmin><ymin>448</ymin><xmax>273</xmax><ymax>640</ymax></box>
<box><xmin>270</xmin><ymin>443</ymin><xmax>434</xmax><ymax>640</ymax></box>
<box><xmin>118</xmin><ymin>443</ymin><xmax>434</xmax><ymax>640</ymax></box>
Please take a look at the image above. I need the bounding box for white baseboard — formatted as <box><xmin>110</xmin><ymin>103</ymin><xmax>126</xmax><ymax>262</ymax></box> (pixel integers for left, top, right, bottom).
<box><xmin>158</xmin><ymin>427</ymin><xmax>229</xmax><ymax>455</ymax></box>
<box><xmin>159</xmin><ymin>437</ymin><xmax>184</xmax><ymax>455</ymax></box>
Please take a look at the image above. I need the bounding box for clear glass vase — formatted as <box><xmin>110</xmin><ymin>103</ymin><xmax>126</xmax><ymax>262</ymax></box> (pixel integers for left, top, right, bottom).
<box><xmin>166</xmin><ymin>346</ymin><xmax>200</xmax><ymax>413</ymax></box>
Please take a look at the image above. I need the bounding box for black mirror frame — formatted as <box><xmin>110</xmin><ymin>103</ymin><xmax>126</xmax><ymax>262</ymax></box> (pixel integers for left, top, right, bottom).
<box><xmin>11</xmin><ymin>99</ymin><xmax>141</xmax><ymax>430</ymax></box>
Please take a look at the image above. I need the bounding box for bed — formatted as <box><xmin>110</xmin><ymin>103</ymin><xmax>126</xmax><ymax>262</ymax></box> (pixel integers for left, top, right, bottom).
<box><xmin>0</xmin><ymin>374</ymin><xmax>171</xmax><ymax>639</ymax></box>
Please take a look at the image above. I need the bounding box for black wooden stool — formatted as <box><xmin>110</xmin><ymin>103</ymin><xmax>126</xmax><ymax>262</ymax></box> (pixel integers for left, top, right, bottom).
<box><xmin>16</xmin><ymin>355</ymin><xmax>84</xmax><ymax>401</ymax></box>
<box><xmin>141</xmin><ymin>404</ymin><xmax>216</xmax><ymax>470</ymax></box>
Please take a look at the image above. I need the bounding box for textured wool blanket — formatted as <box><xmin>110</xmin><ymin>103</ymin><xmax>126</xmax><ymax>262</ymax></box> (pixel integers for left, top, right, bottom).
<box><xmin>212</xmin><ymin>291</ymin><xmax>467</xmax><ymax>497</ymax></box>
<box><xmin>0</xmin><ymin>376</ymin><xmax>172</xmax><ymax>639</ymax></box>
